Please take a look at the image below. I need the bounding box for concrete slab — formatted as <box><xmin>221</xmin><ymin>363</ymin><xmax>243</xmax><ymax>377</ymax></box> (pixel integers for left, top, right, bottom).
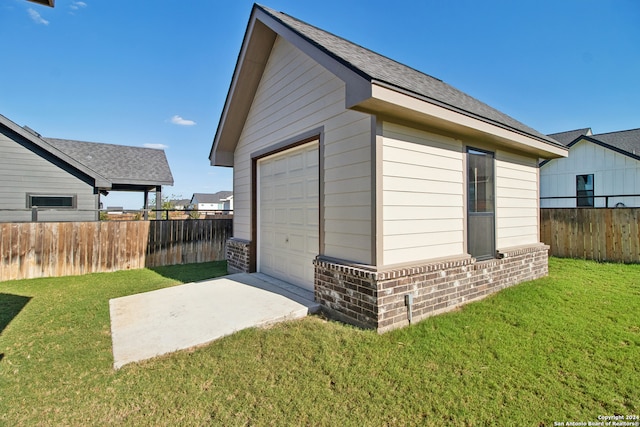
<box><xmin>109</xmin><ymin>273</ymin><xmax>320</xmax><ymax>369</ymax></box>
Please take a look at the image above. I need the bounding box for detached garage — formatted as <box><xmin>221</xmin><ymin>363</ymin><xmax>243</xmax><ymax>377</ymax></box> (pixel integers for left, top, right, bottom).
<box><xmin>210</xmin><ymin>5</ymin><xmax>567</xmax><ymax>331</ymax></box>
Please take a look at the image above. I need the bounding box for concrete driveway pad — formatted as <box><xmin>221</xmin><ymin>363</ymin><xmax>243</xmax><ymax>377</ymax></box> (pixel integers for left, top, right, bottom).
<box><xmin>109</xmin><ymin>273</ymin><xmax>319</xmax><ymax>369</ymax></box>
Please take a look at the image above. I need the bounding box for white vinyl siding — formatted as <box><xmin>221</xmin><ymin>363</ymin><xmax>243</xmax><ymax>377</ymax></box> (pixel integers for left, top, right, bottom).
<box><xmin>540</xmin><ymin>139</ymin><xmax>640</xmax><ymax>207</ymax></box>
<box><xmin>232</xmin><ymin>36</ymin><xmax>373</xmax><ymax>264</ymax></box>
<box><xmin>381</xmin><ymin>122</ymin><xmax>464</xmax><ymax>266</ymax></box>
<box><xmin>0</xmin><ymin>130</ymin><xmax>97</xmax><ymax>222</ymax></box>
<box><xmin>495</xmin><ymin>151</ymin><xmax>539</xmax><ymax>249</ymax></box>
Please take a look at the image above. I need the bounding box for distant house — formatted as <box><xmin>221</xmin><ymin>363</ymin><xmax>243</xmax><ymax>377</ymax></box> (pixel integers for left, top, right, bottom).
<box><xmin>541</xmin><ymin>128</ymin><xmax>640</xmax><ymax>207</ymax></box>
<box><xmin>0</xmin><ymin>114</ymin><xmax>174</xmax><ymax>222</ymax></box>
<box><xmin>208</xmin><ymin>5</ymin><xmax>566</xmax><ymax>332</ymax></box>
<box><xmin>190</xmin><ymin>192</ymin><xmax>233</xmax><ymax>211</ymax></box>
<box><xmin>169</xmin><ymin>199</ymin><xmax>192</xmax><ymax>210</ymax></box>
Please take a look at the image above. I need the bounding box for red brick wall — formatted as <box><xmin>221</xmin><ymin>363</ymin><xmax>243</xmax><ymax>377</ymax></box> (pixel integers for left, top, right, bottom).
<box><xmin>315</xmin><ymin>245</ymin><xmax>549</xmax><ymax>332</ymax></box>
<box><xmin>226</xmin><ymin>238</ymin><xmax>251</xmax><ymax>274</ymax></box>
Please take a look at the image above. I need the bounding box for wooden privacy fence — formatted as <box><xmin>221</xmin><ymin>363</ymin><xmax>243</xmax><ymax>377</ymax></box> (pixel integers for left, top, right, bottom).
<box><xmin>541</xmin><ymin>208</ymin><xmax>640</xmax><ymax>263</ymax></box>
<box><xmin>0</xmin><ymin>219</ymin><xmax>232</xmax><ymax>281</ymax></box>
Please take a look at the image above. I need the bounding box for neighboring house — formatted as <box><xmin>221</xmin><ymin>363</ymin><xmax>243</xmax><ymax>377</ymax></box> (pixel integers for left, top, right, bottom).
<box><xmin>169</xmin><ymin>199</ymin><xmax>192</xmax><ymax>210</ymax></box>
<box><xmin>190</xmin><ymin>191</ymin><xmax>233</xmax><ymax>211</ymax></box>
<box><xmin>209</xmin><ymin>5</ymin><xmax>567</xmax><ymax>332</ymax></box>
<box><xmin>0</xmin><ymin>114</ymin><xmax>174</xmax><ymax>222</ymax></box>
<box><xmin>541</xmin><ymin>128</ymin><xmax>640</xmax><ymax>208</ymax></box>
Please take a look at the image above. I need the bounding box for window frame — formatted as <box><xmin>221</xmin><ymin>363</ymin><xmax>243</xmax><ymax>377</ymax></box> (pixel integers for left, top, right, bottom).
<box><xmin>26</xmin><ymin>193</ymin><xmax>78</xmax><ymax>209</ymax></box>
<box><xmin>576</xmin><ymin>174</ymin><xmax>594</xmax><ymax>208</ymax></box>
<box><xmin>466</xmin><ymin>147</ymin><xmax>496</xmax><ymax>261</ymax></box>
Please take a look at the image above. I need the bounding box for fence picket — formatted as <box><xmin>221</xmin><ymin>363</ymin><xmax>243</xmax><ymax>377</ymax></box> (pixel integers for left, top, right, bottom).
<box><xmin>541</xmin><ymin>208</ymin><xmax>640</xmax><ymax>263</ymax></box>
<box><xmin>0</xmin><ymin>219</ymin><xmax>232</xmax><ymax>281</ymax></box>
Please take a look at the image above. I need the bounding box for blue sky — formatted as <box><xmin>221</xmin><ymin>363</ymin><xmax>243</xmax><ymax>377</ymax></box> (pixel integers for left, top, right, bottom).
<box><xmin>1</xmin><ymin>0</ymin><xmax>639</xmax><ymax>208</ymax></box>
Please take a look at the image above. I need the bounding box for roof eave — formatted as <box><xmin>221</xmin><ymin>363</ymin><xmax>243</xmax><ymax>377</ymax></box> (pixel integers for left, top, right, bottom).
<box><xmin>352</xmin><ymin>83</ymin><xmax>568</xmax><ymax>159</ymax></box>
<box><xmin>210</xmin><ymin>7</ymin><xmax>277</xmax><ymax>167</ymax></box>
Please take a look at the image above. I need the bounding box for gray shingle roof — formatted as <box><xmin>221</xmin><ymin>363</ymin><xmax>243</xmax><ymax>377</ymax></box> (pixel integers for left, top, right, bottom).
<box><xmin>547</xmin><ymin>128</ymin><xmax>592</xmax><ymax>146</ymax></box>
<box><xmin>191</xmin><ymin>191</ymin><xmax>233</xmax><ymax>204</ymax></box>
<box><xmin>44</xmin><ymin>138</ymin><xmax>174</xmax><ymax>186</ymax></box>
<box><xmin>259</xmin><ymin>4</ymin><xmax>559</xmax><ymax>146</ymax></box>
<box><xmin>591</xmin><ymin>128</ymin><xmax>640</xmax><ymax>157</ymax></box>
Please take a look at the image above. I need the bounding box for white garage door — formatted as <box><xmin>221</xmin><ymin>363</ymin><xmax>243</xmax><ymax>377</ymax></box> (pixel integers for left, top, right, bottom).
<box><xmin>258</xmin><ymin>142</ymin><xmax>319</xmax><ymax>291</ymax></box>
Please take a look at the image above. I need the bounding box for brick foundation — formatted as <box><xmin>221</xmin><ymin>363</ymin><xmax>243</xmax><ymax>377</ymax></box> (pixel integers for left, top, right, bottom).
<box><xmin>314</xmin><ymin>244</ymin><xmax>549</xmax><ymax>332</ymax></box>
<box><xmin>226</xmin><ymin>238</ymin><xmax>251</xmax><ymax>274</ymax></box>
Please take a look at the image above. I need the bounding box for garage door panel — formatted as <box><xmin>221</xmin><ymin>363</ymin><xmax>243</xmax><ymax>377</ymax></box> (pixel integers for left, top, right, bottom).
<box><xmin>307</xmin><ymin>207</ymin><xmax>319</xmax><ymax>226</ymax></box>
<box><xmin>288</xmin><ymin>152</ymin><xmax>304</xmax><ymax>171</ymax></box>
<box><xmin>289</xmin><ymin>233</ymin><xmax>305</xmax><ymax>251</ymax></box>
<box><xmin>305</xmin><ymin>149</ymin><xmax>319</xmax><ymax>167</ymax></box>
<box><xmin>289</xmin><ymin>181</ymin><xmax>304</xmax><ymax>199</ymax></box>
<box><xmin>259</xmin><ymin>142</ymin><xmax>319</xmax><ymax>291</ymax></box>
<box><xmin>290</xmin><ymin>263</ymin><xmax>305</xmax><ymax>282</ymax></box>
<box><xmin>275</xmin><ymin>208</ymin><xmax>287</xmax><ymax>224</ymax></box>
<box><xmin>307</xmin><ymin>178</ymin><xmax>319</xmax><ymax>197</ymax></box>
<box><xmin>289</xmin><ymin>208</ymin><xmax>304</xmax><ymax>226</ymax></box>
<box><xmin>261</xmin><ymin>207</ymin><xmax>274</xmax><ymax>224</ymax></box>
<box><xmin>275</xmin><ymin>184</ymin><xmax>287</xmax><ymax>200</ymax></box>
<box><xmin>273</xmin><ymin>255</ymin><xmax>288</xmax><ymax>275</ymax></box>
<box><xmin>274</xmin><ymin>231</ymin><xmax>288</xmax><ymax>249</ymax></box>
<box><xmin>307</xmin><ymin>235</ymin><xmax>319</xmax><ymax>254</ymax></box>
<box><xmin>274</xmin><ymin>158</ymin><xmax>287</xmax><ymax>174</ymax></box>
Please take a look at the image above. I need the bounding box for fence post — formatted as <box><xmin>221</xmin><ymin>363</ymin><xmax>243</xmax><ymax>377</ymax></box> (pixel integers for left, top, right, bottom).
<box><xmin>31</xmin><ymin>207</ymin><xmax>38</xmax><ymax>222</ymax></box>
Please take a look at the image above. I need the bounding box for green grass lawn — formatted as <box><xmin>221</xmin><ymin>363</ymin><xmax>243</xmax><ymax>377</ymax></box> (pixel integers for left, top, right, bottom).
<box><xmin>1</xmin><ymin>258</ymin><xmax>638</xmax><ymax>426</ymax></box>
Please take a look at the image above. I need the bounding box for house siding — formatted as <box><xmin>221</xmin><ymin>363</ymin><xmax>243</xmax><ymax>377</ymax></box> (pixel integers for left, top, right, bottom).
<box><xmin>232</xmin><ymin>35</ymin><xmax>373</xmax><ymax>264</ymax></box>
<box><xmin>0</xmin><ymin>128</ymin><xmax>98</xmax><ymax>222</ymax></box>
<box><xmin>381</xmin><ymin>122</ymin><xmax>464</xmax><ymax>266</ymax></box>
<box><xmin>495</xmin><ymin>150</ymin><xmax>539</xmax><ymax>248</ymax></box>
<box><xmin>540</xmin><ymin>139</ymin><xmax>640</xmax><ymax>207</ymax></box>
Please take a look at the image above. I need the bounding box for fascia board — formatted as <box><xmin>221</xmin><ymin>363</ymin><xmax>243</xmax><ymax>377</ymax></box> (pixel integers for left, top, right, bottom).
<box><xmin>359</xmin><ymin>84</ymin><xmax>568</xmax><ymax>159</ymax></box>
<box><xmin>210</xmin><ymin>12</ymin><xmax>276</xmax><ymax>166</ymax></box>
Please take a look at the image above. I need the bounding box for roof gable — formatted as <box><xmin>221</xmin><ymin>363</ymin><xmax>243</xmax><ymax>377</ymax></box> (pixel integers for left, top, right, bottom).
<box><xmin>0</xmin><ymin>113</ymin><xmax>173</xmax><ymax>191</ymax></box>
<box><xmin>541</xmin><ymin>129</ymin><xmax>640</xmax><ymax>167</ymax></box>
<box><xmin>547</xmin><ymin>128</ymin><xmax>592</xmax><ymax>146</ymax></box>
<box><xmin>0</xmin><ymin>114</ymin><xmax>111</xmax><ymax>187</ymax></box>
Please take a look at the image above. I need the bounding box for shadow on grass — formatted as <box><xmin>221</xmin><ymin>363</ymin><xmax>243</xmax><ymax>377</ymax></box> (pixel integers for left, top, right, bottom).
<box><xmin>0</xmin><ymin>293</ymin><xmax>32</xmax><ymax>336</ymax></box>
<box><xmin>149</xmin><ymin>261</ymin><xmax>228</xmax><ymax>284</ymax></box>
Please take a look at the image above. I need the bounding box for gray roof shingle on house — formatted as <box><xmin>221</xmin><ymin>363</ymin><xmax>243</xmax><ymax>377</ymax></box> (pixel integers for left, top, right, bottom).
<box><xmin>191</xmin><ymin>191</ymin><xmax>233</xmax><ymax>204</ymax></box>
<box><xmin>259</xmin><ymin>4</ymin><xmax>560</xmax><ymax>147</ymax></box>
<box><xmin>44</xmin><ymin>138</ymin><xmax>174</xmax><ymax>187</ymax></box>
<box><xmin>591</xmin><ymin>128</ymin><xmax>640</xmax><ymax>157</ymax></box>
<box><xmin>547</xmin><ymin>128</ymin><xmax>592</xmax><ymax>146</ymax></box>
